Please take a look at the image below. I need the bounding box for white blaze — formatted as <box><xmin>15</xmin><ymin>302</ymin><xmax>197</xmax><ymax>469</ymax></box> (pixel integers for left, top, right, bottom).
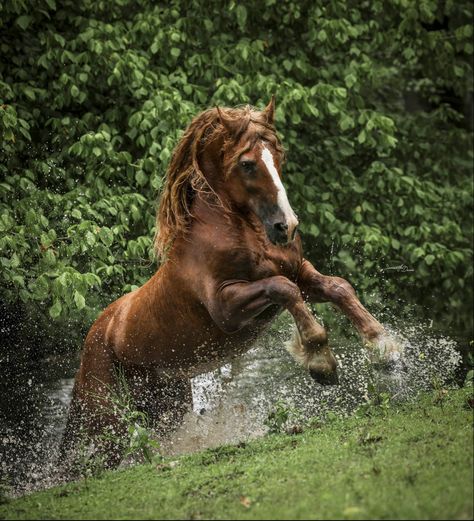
<box><xmin>261</xmin><ymin>145</ymin><xmax>298</xmax><ymax>230</ymax></box>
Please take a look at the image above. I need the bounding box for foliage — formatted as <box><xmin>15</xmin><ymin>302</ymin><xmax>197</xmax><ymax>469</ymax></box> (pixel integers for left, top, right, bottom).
<box><xmin>356</xmin><ymin>387</ymin><xmax>392</xmax><ymax>418</ymax></box>
<box><xmin>264</xmin><ymin>399</ymin><xmax>300</xmax><ymax>434</ymax></box>
<box><xmin>1</xmin><ymin>0</ymin><xmax>473</xmax><ymax>352</ymax></box>
<box><xmin>70</xmin><ymin>367</ymin><xmax>160</xmax><ymax>479</ymax></box>
<box><xmin>106</xmin><ymin>368</ymin><xmax>160</xmax><ymax>465</ymax></box>
<box><xmin>91</xmin><ymin>367</ymin><xmax>161</xmax><ymax>466</ymax></box>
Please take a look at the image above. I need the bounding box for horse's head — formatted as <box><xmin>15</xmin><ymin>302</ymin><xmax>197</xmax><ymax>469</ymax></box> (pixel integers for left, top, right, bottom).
<box><xmin>215</xmin><ymin>98</ymin><xmax>299</xmax><ymax>245</ymax></box>
<box><xmin>155</xmin><ymin>98</ymin><xmax>299</xmax><ymax>257</ymax></box>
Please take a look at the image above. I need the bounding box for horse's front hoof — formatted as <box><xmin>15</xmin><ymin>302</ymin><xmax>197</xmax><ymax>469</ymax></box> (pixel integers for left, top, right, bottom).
<box><xmin>365</xmin><ymin>333</ymin><xmax>405</xmax><ymax>370</ymax></box>
<box><xmin>309</xmin><ymin>369</ymin><xmax>340</xmax><ymax>386</ymax></box>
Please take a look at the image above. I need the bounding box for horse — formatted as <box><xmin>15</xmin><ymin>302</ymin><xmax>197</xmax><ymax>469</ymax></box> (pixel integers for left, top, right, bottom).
<box><xmin>61</xmin><ymin>97</ymin><xmax>400</xmax><ymax>469</ymax></box>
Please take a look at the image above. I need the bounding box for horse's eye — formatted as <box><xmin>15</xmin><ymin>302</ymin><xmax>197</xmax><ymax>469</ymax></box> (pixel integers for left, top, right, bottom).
<box><xmin>240</xmin><ymin>161</ymin><xmax>256</xmax><ymax>174</ymax></box>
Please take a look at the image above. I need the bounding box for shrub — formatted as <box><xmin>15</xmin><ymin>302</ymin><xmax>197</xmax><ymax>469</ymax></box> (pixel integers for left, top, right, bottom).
<box><xmin>1</xmin><ymin>0</ymin><xmax>472</xmax><ymax>357</ymax></box>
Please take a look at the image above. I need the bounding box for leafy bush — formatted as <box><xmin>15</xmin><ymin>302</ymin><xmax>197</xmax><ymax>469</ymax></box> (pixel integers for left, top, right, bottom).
<box><xmin>1</xmin><ymin>0</ymin><xmax>472</xmax><ymax>356</ymax></box>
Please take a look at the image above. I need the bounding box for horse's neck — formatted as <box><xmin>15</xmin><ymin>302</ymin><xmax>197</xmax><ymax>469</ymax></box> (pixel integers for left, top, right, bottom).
<box><xmin>192</xmin><ymin>192</ymin><xmax>266</xmax><ymax>240</ymax></box>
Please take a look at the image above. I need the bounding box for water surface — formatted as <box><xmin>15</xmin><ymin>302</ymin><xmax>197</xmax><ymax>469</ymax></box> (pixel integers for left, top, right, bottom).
<box><xmin>0</xmin><ymin>312</ymin><xmax>467</xmax><ymax>496</ymax></box>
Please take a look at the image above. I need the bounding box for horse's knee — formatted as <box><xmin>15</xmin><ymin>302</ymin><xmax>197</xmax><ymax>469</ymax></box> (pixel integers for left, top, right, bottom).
<box><xmin>266</xmin><ymin>275</ymin><xmax>301</xmax><ymax>307</ymax></box>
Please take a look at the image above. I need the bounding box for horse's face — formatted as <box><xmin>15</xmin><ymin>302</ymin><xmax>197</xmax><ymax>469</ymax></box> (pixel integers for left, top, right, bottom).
<box><xmin>225</xmin><ymin>140</ymin><xmax>299</xmax><ymax>245</ymax></box>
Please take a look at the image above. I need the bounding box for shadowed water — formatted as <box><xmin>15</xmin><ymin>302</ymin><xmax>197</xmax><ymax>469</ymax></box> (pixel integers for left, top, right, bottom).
<box><xmin>0</xmin><ymin>312</ymin><xmax>468</xmax><ymax>497</ymax></box>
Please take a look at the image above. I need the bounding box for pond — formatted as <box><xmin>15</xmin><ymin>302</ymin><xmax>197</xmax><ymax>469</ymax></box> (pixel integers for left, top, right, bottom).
<box><xmin>0</xmin><ymin>310</ymin><xmax>470</xmax><ymax>497</ymax></box>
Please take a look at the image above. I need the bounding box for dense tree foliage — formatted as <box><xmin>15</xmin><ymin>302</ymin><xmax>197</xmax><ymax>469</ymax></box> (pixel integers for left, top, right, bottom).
<box><xmin>1</xmin><ymin>0</ymin><xmax>473</xmax><ymax>354</ymax></box>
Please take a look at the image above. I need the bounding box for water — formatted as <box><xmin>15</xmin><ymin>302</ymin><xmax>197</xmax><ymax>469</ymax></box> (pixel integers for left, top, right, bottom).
<box><xmin>0</xmin><ymin>312</ymin><xmax>469</xmax><ymax>497</ymax></box>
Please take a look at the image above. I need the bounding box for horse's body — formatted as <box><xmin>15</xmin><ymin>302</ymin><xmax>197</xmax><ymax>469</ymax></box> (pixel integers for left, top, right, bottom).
<box><xmin>62</xmin><ymin>99</ymin><xmax>399</xmax><ymax>468</ymax></box>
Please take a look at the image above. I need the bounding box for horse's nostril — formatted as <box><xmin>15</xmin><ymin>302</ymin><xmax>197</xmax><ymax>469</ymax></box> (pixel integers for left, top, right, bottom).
<box><xmin>274</xmin><ymin>222</ymin><xmax>288</xmax><ymax>233</ymax></box>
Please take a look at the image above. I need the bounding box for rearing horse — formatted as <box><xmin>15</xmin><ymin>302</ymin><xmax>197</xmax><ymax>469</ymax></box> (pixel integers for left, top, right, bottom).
<box><xmin>62</xmin><ymin>98</ymin><xmax>399</xmax><ymax>467</ymax></box>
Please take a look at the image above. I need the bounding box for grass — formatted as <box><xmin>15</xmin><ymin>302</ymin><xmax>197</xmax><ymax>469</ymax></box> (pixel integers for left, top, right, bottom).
<box><xmin>1</xmin><ymin>387</ymin><xmax>473</xmax><ymax>520</ymax></box>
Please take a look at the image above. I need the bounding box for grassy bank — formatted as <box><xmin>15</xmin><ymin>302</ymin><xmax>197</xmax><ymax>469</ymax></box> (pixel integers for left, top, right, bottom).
<box><xmin>1</xmin><ymin>387</ymin><xmax>473</xmax><ymax>520</ymax></box>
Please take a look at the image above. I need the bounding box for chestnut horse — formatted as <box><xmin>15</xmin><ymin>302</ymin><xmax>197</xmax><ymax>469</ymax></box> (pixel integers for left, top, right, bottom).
<box><xmin>62</xmin><ymin>98</ymin><xmax>399</xmax><ymax>468</ymax></box>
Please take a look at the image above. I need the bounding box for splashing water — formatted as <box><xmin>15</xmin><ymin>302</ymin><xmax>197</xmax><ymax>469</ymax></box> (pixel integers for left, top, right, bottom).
<box><xmin>160</xmin><ymin>314</ymin><xmax>465</xmax><ymax>455</ymax></box>
<box><xmin>0</xmin><ymin>315</ymin><xmax>465</xmax><ymax>497</ymax></box>
<box><xmin>163</xmin><ymin>319</ymin><xmax>463</xmax><ymax>455</ymax></box>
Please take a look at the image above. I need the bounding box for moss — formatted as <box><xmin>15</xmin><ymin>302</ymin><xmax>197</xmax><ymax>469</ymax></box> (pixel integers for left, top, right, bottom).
<box><xmin>2</xmin><ymin>388</ymin><xmax>473</xmax><ymax>520</ymax></box>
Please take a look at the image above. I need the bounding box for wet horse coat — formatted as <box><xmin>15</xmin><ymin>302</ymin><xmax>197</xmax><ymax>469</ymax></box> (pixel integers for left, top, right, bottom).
<box><xmin>62</xmin><ymin>99</ymin><xmax>397</xmax><ymax>466</ymax></box>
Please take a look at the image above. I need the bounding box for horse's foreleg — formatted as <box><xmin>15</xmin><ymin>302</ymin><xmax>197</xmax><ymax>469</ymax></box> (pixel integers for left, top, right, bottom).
<box><xmin>297</xmin><ymin>259</ymin><xmax>402</xmax><ymax>365</ymax></box>
<box><xmin>208</xmin><ymin>276</ymin><xmax>338</xmax><ymax>384</ymax></box>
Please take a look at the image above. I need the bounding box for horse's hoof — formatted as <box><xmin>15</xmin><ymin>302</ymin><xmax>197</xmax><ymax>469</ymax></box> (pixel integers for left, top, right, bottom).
<box><xmin>366</xmin><ymin>334</ymin><xmax>405</xmax><ymax>370</ymax></box>
<box><xmin>309</xmin><ymin>369</ymin><xmax>339</xmax><ymax>386</ymax></box>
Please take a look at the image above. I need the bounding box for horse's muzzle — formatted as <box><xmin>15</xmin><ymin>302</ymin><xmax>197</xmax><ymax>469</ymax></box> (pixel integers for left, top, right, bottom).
<box><xmin>267</xmin><ymin>218</ymin><xmax>298</xmax><ymax>245</ymax></box>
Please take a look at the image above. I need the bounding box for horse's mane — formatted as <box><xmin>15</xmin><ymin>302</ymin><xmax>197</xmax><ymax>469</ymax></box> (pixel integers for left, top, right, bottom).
<box><xmin>154</xmin><ymin>104</ymin><xmax>283</xmax><ymax>259</ymax></box>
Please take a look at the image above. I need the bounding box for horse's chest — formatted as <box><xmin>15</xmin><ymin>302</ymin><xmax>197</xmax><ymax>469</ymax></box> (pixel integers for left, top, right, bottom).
<box><xmin>214</xmin><ymin>237</ymin><xmax>302</xmax><ymax>283</ymax></box>
<box><xmin>252</xmin><ymin>250</ymin><xmax>300</xmax><ymax>281</ymax></box>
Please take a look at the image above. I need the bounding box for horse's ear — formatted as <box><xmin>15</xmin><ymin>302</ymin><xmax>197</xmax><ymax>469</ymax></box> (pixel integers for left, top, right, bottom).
<box><xmin>216</xmin><ymin>106</ymin><xmax>241</xmax><ymax>136</ymax></box>
<box><xmin>263</xmin><ymin>95</ymin><xmax>276</xmax><ymax>125</ymax></box>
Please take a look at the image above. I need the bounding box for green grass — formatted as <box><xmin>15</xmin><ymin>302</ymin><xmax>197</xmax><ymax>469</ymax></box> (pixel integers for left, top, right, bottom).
<box><xmin>1</xmin><ymin>387</ymin><xmax>473</xmax><ymax>520</ymax></box>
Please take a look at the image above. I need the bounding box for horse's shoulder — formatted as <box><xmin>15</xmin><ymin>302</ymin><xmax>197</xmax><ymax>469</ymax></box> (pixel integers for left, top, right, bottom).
<box><xmin>84</xmin><ymin>289</ymin><xmax>139</xmax><ymax>346</ymax></box>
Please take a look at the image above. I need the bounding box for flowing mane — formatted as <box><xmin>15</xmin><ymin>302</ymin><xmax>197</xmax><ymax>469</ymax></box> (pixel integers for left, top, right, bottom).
<box><xmin>154</xmin><ymin>104</ymin><xmax>283</xmax><ymax>258</ymax></box>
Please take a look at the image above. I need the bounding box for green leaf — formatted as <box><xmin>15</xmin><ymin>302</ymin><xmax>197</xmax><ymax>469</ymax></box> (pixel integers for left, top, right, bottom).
<box><xmin>33</xmin><ymin>276</ymin><xmax>49</xmax><ymax>299</ymax></box>
<box><xmin>16</xmin><ymin>15</ymin><xmax>32</xmax><ymax>30</ymax></box>
<box><xmin>40</xmin><ymin>233</ymin><xmax>52</xmax><ymax>248</ymax></box>
<box><xmin>99</xmin><ymin>227</ymin><xmax>114</xmax><ymax>246</ymax></box>
<box><xmin>49</xmin><ymin>300</ymin><xmax>62</xmax><ymax>318</ymax></box>
<box><xmin>57</xmin><ymin>272</ymin><xmax>69</xmax><ymax>287</ymax></box>
<box><xmin>24</xmin><ymin>87</ymin><xmax>36</xmax><ymax>100</ymax></box>
<box><xmin>236</xmin><ymin>5</ymin><xmax>247</xmax><ymax>29</ymax></box>
<box><xmin>425</xmin><ymin>254</ymin><xmax>435</xmax><ymax>266</ymax></box>
<box><xmin>344</xmin><ymin>73</ymin><xmax>357</xmax><ymax>88</ymax></box>
<box><xmin>136</xmin><ymin>170</ymin><xmax>148</xmax><ymax>187</ymax></box>
<box><xmin>25</xmin><ymin>209</ymin><xmax>37</xmax><ymax>226</ymax></box>
<box><xmin>159</xmin><ymin>148</ymin><xmax>171</xmax><ymax>162</ymax></box>
<box><xmin>317</xmin><ymin>29</ymin><xmax>327</xmax><ymax>42</ymax></box>
<box><xmin>85</xmin><ymin>231</ymin><xmax>96</xmax><ymax>247</ymax></box>
<box><xmin>339</xmin><ymin>114</ymin><xmax>354</xmax><ymax>131</ymax></box>
<box><xmin>44</xmin><ymin>249</ymin><xmax>56</xmax><ymax>266</ymax></box>
<box><xmin>74</xmin><ymin>290</ymin><xmax>86</xmax><ymax>310</ymax></box>
<box><xmin>327</xmin><ymin>102</ymin><xmax>339</xmax><ymax>115</ymax></box>
<box><xmin>291</xmin><ymin>112</ymin><xmax>301</xmax><ymax>125</ymax></box>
